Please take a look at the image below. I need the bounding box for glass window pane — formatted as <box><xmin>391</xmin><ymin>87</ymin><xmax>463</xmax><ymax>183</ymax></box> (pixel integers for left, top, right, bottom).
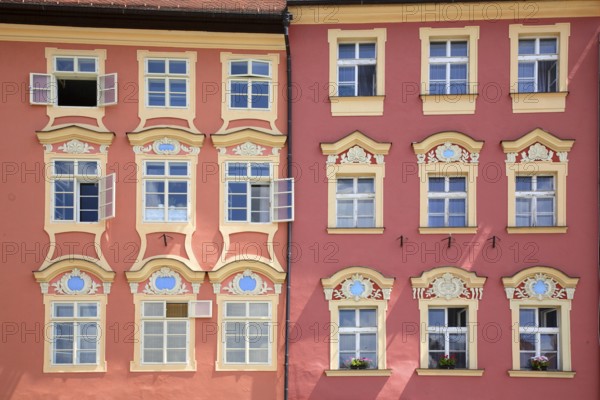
<box><xmin>520</xmin><ymin>334</ymin><xmax>536</xmax><ymax>351</ymax></box>
<box><xmin>519</xmin><ymin>309</ymin><xmax>536</xmax><ymax>326</ymax></box>
<box><xmin>252</xmin><ymin>61</ymin><xmax>270</xmax><ymax>76</ymax></box>
<box><xmin>147</xmin><ymin>59</ymin><xmax>166</xmax><ymax>73</ymax></box>
<box><xmin>539</xmin><ymin>38</ymin><xmax>557</xmax><ymax>54</ymax></box>
<box><xmin>516</xmin><ymin>198</ymin><xmax>532</xmax><ymax>214</ymax></box>
<box><xmin>336</xmin><ymin>179</ymin><xmax>354</xmax><ymax>194</ymax></box>
<box><xmin>338</xmin><ymin>84</ymin><xmax>355</xmax><ymax>97</ymax></box>
<box><xmin>448</xmin><ymin>177</ymin><xmax>466</xmax><ymax>192</ymax></box>
<box><xmin>448</xmin><ymin>215</ymin><xmax>466</xmax><ymax>227</ymax></box>
<box><xmin>541</xmin><ymin>334</ymin><xmax>558</xmax><ymax>351</ymax></box>
<box><xmin>449</xmin><ymin>199</ymin><xmax>466</xmax><ymax>214</ymax></box>
<box><xmin>336</xmin><ymin>200</ymin><xmax>353</xmax><ymax>218</ymax></box>
<box><xmin>359</xmin><ymin>43</ymin><xmax>376</xmax><ymax>59</ymax></box>
<box><xmin>227</xmin><ymin>163</ymin><xmax>247</xmax><ymax>177</ymax></box>
<box><xmin>339</xmin><ymin>309</ymin><xmax>356</xmax><ymax>327</ymax></box>
<box><xmin>536</xmin><ymin>176</ymin><xmax>554</xmax><ymax>191</ymax></box>
<box><xmin>516</xmin><ymin>215</ymin><xmax>531</xmax><ymax>227</ymax></box>
<box><xmin>536</xmin><ymin>215</ymin><xmax>554</xmax><ymax>226</ymax></box>
<box><xmin>231</xmin><ymin>61</ymin><xmax>248</xmax><ymax>75</ymax></box>
<box><xmin>429</xmin><ymin>64</ymin><xmax>446</xmax><ymax>81</ymax></box>
<box><xmin>143</xmin><ymin>302</ymin><xmax>164</xmax><ymax>318</ymax></box>
<box><xmin>450</xmin><ymin>41</ymin><xmax>467</xmax><ymax>57</ymax></box>
<box><xmin>428</xmin><ymin>199</ymin><xmax>444</xmax><ymax>214</ymax></box>
<box><xmin>78</xmin><ymin>161</ymin><xmax>98</xmax><ymax>176</ymax></box>
<box><xmin>428</xmin><ymin>177</ymin><xmax>445</xmax><ymax>192</ymax></box>
<box><xmin>169</xmin><ymin>60</ymin><xmax>187</xmax><ymax>74</ymax></box>
<box><xmin>428</xmin><ymin>333</ymin><xmax>444</xmax><ymax>350</ymax></box>
<box><xmin>518</xmin><ymin>62</ymin><xmax>535</xmax><ymax>79</ymax></box>
<box><xmin>249</xmin><ymin>350</ymin><xmax>268</xmax><ymax>363</ymax></box>
<box><xmin>429</xmin><ymin>42</ymin><xmax>447</xmax><ymax>57</ymax></box>
<box><xmin>226</xmin><ymin>303</ymin><xmax>246</xmax><ymax>317</ymax></box>
<box><xmin>536</xmin><ymin>198</ymin><xmax>554</xmax><ymax>213</ymax></box>
<box><xmin>516</xmin><ymin>176</ymin><xmax>533</xmax><ymax>191</ymax></box>
<box><xmin>449</xmin><ymin>333</ymin><xmax>466</xmax><ymax>351</ymax></box>
<box><xmin>54</xmin><ymin>303</ymin><xmax>74</xmax><ymax>318</ymax></box>
<box><xmin>338</xmin><ymin>43</ymin><xmax>356</xmax><ymax>59</ymax></box>
<box><xmin>167</xmin><ymin>349</ymin><xmax>186</xmax><ymax>363</ymax></box>
<box><xmin>357</xmin><ymin>178</ymin><xmax>374</xmax><ymax>194</ymax></box>
<box><xmin>428</xmin><ymin>309</ymin><xmax>445</xmax><ymax>327</ymax></box>
<box><xmin>428</xmin><ymin>215</ymin><xmax>445</xmax><ymax>227</ymax></box>
<box><xmin>450</xmin><ymin>64</ymin><xmax>467</xmax><ymax>80</ymax></box>
<box><xmin>250</xmin><ymin>163</ymin><xmax>270</xmax><ymax>177</ymax></box>
<box><xmin>249</xmin><ymin>303</ymin><xmax>270</xmax><ymax>317</ymax></box>
<box><xmin>540</xmin><ymin>308</ymin><xmax>558</xmax><ymax>328</ymax></box>
<box><xmin>518</xmin><ymin>39</ymin><xmax>536</xmax><ymax>55</ymax></box>
<box><xmin>357</xmin><ymin>65</ymin><xmax>376</xmax><ymax>96</ymax></box>
<box><xmin>359</xmin><ymin>309</ymin><xmax>377</xmax><ymax>327</ymax></box>
<box><xmin>146</xmin><ymin>162</ymin><xmax>165</xmax><ymax>176</ymax></box>
<box><xmin>339</xmin><ymin>334</ymin><xmax>356</xmax><ymax>352</ymax></box>
<box><xmin>360</xmin><ymin>334</ymin><xmax>377</xmax><ymax>352</ymax></box>
<box><xmin>78</xmin><ymin>303</ymin><xmax>98</xmax><ymax>317</ymax></box>
<box><xmin>448</xmin><ymin>308</ymin><xmax>467</xmax><ymax>327</ymax></box>
<box><xmin>78</xmin><ymin>58</ymin><xmax>96</xmax><ymax>73</ymax></box>
<box><xmin>55</xmin><ymin>161</ymin><xmax>75</xmax><ymax>175</ymax></box>
<box><xmin>56</xmin><ymin>57</ymin><xmax>75</xmax><ymax>72</ymax></box>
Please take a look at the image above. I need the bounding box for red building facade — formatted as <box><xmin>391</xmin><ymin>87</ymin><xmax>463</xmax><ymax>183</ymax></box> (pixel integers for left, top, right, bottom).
<box><xmin>287</xmin><ymin>1</ymin><xmax>600</xmax><ymax>399</ymax></box>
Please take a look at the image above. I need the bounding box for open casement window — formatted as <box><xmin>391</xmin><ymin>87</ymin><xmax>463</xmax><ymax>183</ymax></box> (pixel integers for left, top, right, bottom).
<box><xmin>321</xmin><ymin>267</ymin><xmax>394</xmax><ymax>376</ymax></box>
<box><xmin>501</xmin><ymin>128</ymin><xmax>574</xmax><ymax>233</ymax></box>
<box><xmin>225</xmin><ymin>162</ymin><xmax>294</xmax><ymax>223</ymax></box>
<box><xmin>51</xmin><ymin>160</ymin><xmax>116</xmax><ymax>223</ymax></box>
<box><xmin>141</xmin><ymin>301</ymin><xmax>190</xmax><ymax>365</ymax></box>
<box><xmin>411</xmin><ymin>267</ymin><xmax>486</xmax><ymax>376</ymax></box>
<box><xmin>503</xmin><ymin>266</ymin><xmax>578</xmax><ymax>378</ymax></box>
<box><xmin>30</xmin><ymin>56</ymin><xmax>117</xmax><ymax>107</ymax></box>
<box><xmin>508</xmin><ymin>24</ymin><xmax>570</xmax><ymax>113</ymax></box>
<box><xmin>229</xmin><ymin>60</ymin><xmax>272</xmax><ymax>110</ymax></box>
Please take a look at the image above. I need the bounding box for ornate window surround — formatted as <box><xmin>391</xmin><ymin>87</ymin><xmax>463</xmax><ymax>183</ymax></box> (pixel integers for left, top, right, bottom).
<box><xmin>412</xmin><ymin>131</ymin><xmax>484</xmax><ymax>234</ymax></box>
<box><xmin>34</xmin><ymin>259</ymin><xmax>115</xmax><ymax>373</ymax></box>
<box><xmin>208</xmin><ymin>260</ymin><xmax>286</xmax><ymax>372</ymax></box>
<box><xmin>327</xmin><ymin>28</ymin><xmax>387</xmax><ymax>116</ymax></box>
<box><xmin>321</xmin><ymin>131</ymin><xmax>391</xmax><ymax>235</ymax></box>
<box><xmin>419</xmin><ymin>26</ymin><xmax>480</xmax><ymax>115</ymax></box>
<box><xmin>126</xmin><ymin>258</ymin><xmax>205</xmax><ymax>372</ymax></box>
<box><xmin>411</xmin><ymin>266</ymin><xmax>486</xmax><ymax>376</ymax></box>
<box><xmin>501</xmin><ymin>128</ymin><xmax>574</xmax><ymax>234</ymax></box>
<box><xmin>509</xmin><ymin>23</ymin><xmax>570</xmax><ymax>113</ymax></box>
<box><xmin>321</xmin><ymin>266</ymin><xmax>394</xmax><ymax>377</ymax></box>
<box><xmin>502</xmin><ymin>266</ymin><xmax>578</xmax><ymax>378</ymax></box>
<box><xmin>211</xmin><ymin>128</ymin><xmax>287</xmax><ymax>271</ymax></box>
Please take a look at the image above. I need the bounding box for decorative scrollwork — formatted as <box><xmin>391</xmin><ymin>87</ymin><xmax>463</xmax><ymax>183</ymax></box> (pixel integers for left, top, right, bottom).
<box><xmin>521</xmin><ymin>143</ymin><xmax>554</xmax><ymax>162</ymax></box>
<box><xmin>340</xmin><ymin>146</ymin><xmax>372</xmax><ymax>164</ymax></box>
<box><xmin>332</xmin><ymin>274</ymin><xmax>383</xmax><ymax>301</ymax></box>
<box><xmin>223</xmin><ymin>269</ymin><xmax>271</xmax><ymax>295</ymax></box>
<box><xmin>143</xmin><ymin>267</ymin><xmax>188</xmax><ymax>295</ymax></box>
<box><xmin>152</xmin><ymin>137</ymin><xmax>181</xmax><ymax>155</ymax></box>
<box><xmin>58</xmin><ymin>139</ymin><xmax>94</xmax><ymax>154</ymax></box>
<box><xmin>413</xmin><ymin>273</ymin><xmax>483</xmax><ymax>300</ymax></box>
<box><xmin>514</xmin><ymin>273</ymin><xmax>566</xmax><ymax>300</ymax></box>
<box><xmin>52</xmin><ymin>269</ymin><xmax>100</xmax><ymax>295</ymax></box>
<box><xmin>233</xmin><ymin>142</ymin><xmax>265</xmax><ymax>156</ymax></box>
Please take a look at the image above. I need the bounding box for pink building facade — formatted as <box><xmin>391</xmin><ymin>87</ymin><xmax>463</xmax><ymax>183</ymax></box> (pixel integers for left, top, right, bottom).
<box><xmin>0</xmin><ymin>2</ymin><xmax>293</xmax><ymax>399</ymax></box>
<box><xmin>287</xmin><ymin>1</ymin><xmax>600</xmax><ymax>399</ymax></box>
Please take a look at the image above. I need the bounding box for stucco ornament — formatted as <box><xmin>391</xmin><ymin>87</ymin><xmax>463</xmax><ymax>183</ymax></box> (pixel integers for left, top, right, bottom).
<box><xmin>333</xmin><ymin>274</ymin><xmax>382</xmax><ymax>301</ymax></box>
<box><xmin>233</xmin><ymin>142</ymin><xmax>265</xmax><ymax>156</ymax></box>
<box><xmin>143</xmin><ymin>267</ymin><xmax>188</xmax><ymax>295</ymax></box>
<box><xmin>133</xmin><ymin>144</ymin><xmax>152</xmax><ymax>154</ymax></box>
<box><xmin>152</xmin><ymin>137</ymin><xmax>181</xmax><ymax>155</ymax></box>
<box><xmin>223</xmin><ymin>269</ymin><xmax>272</xmax><ymax>295</ymax></box>
<box><xmin>58</xmin><ymin>139</ymin><xmax>94</xmax><ymax>154</ymax></box>
<box><xmin>426</xmin><ymin>273</ymin><xmax>470</xmax><ymax>300</ymax></box>
<box><xmin>521</xmin><ymin>143</ymin><xmax>554</xmax><ymax>162</ymax></box>
<box><xmin>506</xmin><ymin>152</ymin><xmax>517</xmax><ymax>163</ymax></box>
<box><xmin>515</xmin><ymin>273</ymin><xmax>567</xmax><ymax>300</ymax></box>
<box><xmin>43</xmin><ymin>144</ymin><xmax>53</xmax><ymax>153</ymax></box>
<box><xmin>423</xmin><ymin>143</ymin><xmax>478</xmax><ymax>164</ymax></box>
<box><xmin>326</xmin><ymin>154</ymin><xmax>338</xmax><ymax>164</ymax></box>
<box><xmin>435</xmin><ymin>142</ymin><xmax>463</xmax><ymax>162</ymax></box>
<box><xmin>340</xmin><ymin>145</ymin><xmax>372</xmax><ymax>164</ymax></box>
<box><xmin>53</xmin><ymin>268</ymin><xmax>100</xmax><ymax>295</ymax></box>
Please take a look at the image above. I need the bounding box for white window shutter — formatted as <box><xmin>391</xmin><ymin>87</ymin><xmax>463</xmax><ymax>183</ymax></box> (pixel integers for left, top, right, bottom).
<box><xmin>99</xmin><ymin>173</ymin><xmax>116</xmax><ymax>220</ymax></box>
<box><xmin>188</xmin><ymin>301</ymin><xmax>212</xmax><ymax>318</ymax></box>
<box><xmin>271</xmin><ymin>178</ymin><xmax>294</xmax><ymax>222</ymax></box>
<box><xmin>98</xmin><ymin>73</ymin><xmax>118</xmax><ymax>106</ymax></box>
<box><xmin>29</xmin><ymin>73</ymin><xmax>53</xmax><ymax>105</ymax></box>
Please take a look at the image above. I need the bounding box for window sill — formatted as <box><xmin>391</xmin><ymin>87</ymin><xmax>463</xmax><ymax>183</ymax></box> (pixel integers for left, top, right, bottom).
<box><xmin>415</xmin><ymin>369</ymin><xmax>484</xmax><ymax>377</ymax></box>
<box><xmin>420</xmin><ymin>94</ymin><xmax>477</xmax><ymax>115</ymax></box>
<box><xmin>419</xmin><ymin>227</ymin><xmax>478</xmax><ymax>235</ymax></box>
<box><xmin>510</xmin><ymin>92</ymin><xmax>567</xmax><ymax>113</ymax></box>
<box><xmin>325</xmin><ymin>369</ymin><xmax>392</xmax><ymax>377</ymax></box>
<box><xmin>327</xmin><ymin>227</ymin><xmax>384</xmax><ymax>234</ymax></box>
<box><xmin>216</xmin><ymin>364</ymin><xmax>276</xmax><ymax>372</ymax></box>
<box><xmin>506</xmin><ymin>226</ymin><xmax>568</xmax><ymax>234</ymax></box>
<box><xmin>507</xmin><ymin>370</ymin><xmax>575</xmax><ymax>379</ymax></box>
<box><xmin>329</xmin><ymin>96</ymin><xmax>384</xmax><ymax>116</ymax></box>
<box><xmin>130</xmin><ymin>362</ymin><xmax>196</xmax><ymax>372</ymax></box>
<box><xmin>44</xmin><ymin>364</ymin><xmax>107</xmax><ymax>373</ymax></box>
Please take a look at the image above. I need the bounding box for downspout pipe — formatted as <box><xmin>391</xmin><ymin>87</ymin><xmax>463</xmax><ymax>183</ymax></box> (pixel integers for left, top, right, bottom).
<box><xmin>283</xmin><ymin>10</ymin><xmax>293</xmax><ymax>400</ymax></box>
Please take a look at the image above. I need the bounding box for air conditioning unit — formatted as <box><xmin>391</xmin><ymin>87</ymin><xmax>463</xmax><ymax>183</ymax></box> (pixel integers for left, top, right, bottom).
<box><xmin>188</xmin><ymin>300</ymin><xmax>213</xmax><ymax>318</ymax></box>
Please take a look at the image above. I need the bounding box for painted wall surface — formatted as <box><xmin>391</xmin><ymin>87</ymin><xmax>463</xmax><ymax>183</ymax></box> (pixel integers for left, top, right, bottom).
<box><xmin>288</xmin><ymin>16</ymin><xmax>599</xmax><ymax>400</ymax></box>
<box><xmin>0</xmin><ymin>33</ymin><xmax>289</xmax><ymax>399</ymax></box>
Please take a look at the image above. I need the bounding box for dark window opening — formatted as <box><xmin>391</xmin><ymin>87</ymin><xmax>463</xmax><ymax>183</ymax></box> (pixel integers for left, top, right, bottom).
<box><xmin>57</xmin><ymin>79</ymin><xmax>97</xmax><ymax>107</ymax></box>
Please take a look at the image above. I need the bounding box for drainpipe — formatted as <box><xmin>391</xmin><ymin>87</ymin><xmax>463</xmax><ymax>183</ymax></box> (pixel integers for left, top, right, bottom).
<box><xmin>597</xmin><ymin>34</ymin><xmax>600</xmax><ymax>347</ymax></box>
<box><xmin>283</xmin><ymin>10</ymin><xmax>293</xmax><ymax>400</ymax></box>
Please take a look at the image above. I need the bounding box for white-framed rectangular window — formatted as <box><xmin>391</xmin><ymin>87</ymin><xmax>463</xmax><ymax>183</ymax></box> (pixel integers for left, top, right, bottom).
<box><xmin>337</xmin><ymin>43</ymin><xmax>376</xmax><ymax>97</ymax></box>
<box><xmin>519</xmin><ymin>307</ymin><xmax>559</xmax><ymax>370</ymax></box>
<box><xmin>223</xmin><ymin>301</ymin><xmax>271</xmax><ymax>365</ymax></box>
<box><xmin>339</xmin><ymin>308</ymin><xmax>378</xmax><ymax>369</ymax></box>
<box><xmin>141</xmin><ymin>301</ymin><xmax>189</xmax><ymax>364</ymax></box>
<box><xmin>51</xmin><ymin>302</ymin><xmax>99</xmax><ymax>365</ymax></box>
<box><xmin>428</xmin><ymin>176</ymin><xmax>467</xmax><ymax>227</ymax></box>
<box><xmin>143</xmin><ymin>161</ymin><xmax>190</xmax><ymax>222</ymax></box>
<box><xmin>516</xmin><ymin>175</ymin><xmax>555</xmax><ymax>227</ymax></box>
<box><xmin>336</xmin><ymin>177</ymin><xmax>375</xmax><ymax>228</ymax></box>
<box><xmin>518</xmin><ymin>38</ymin><xmax>558</xmax><ymax>93</ymax></box>
<box><xmin>229</xmin><ymin>60</ymin><xmax>271</xmax><ymax>110</ymax></box>
<box><xmin>145</xmin><ymin>59</ymin><xmax>189</xmax><ymax>108</ymax></box>
<box><xmin>427</xmin><ymin>307</ymin><xmax>468</xmax><ymax>369</ymax></box>
<box><xmin>52</xmin><ymin>160</ymin><xmax>100</xmax><ymax>222</ymax></box>
<box><xmin>30</xmin><ymin>56</ymin><xmax>117</xmax><ymax>107</ymax></box>
<box><xmin>428</xmin><ymin>41</ymin><xmax>468</xmax><ymax>95</ymax></box>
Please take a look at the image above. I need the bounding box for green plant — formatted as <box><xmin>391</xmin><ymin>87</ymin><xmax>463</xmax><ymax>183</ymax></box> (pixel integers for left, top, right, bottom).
<box><xmin>349</xmin><ymin>357</ymin><xmax>371</xmax><ymax>369</ymax></box>
<box><xmin>438</xmin><ymin>354</ymin><xmax>456</xmax><ymax>367</ymax></box>
<box><xmin>530</xmin><ymin>356</ymin><xmax>549</xmax><ymax>370</ymax></box>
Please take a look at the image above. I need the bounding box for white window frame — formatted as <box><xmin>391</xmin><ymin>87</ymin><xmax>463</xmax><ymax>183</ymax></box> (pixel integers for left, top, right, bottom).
<box><xmin>517</xmin><ymin>37</ymin><xmax>559</xmax><ymax>93</ymax></box>
<box><xmin>427</xmin><ymin>307</ymin><xmax>468</xmax><ymax>369</ymax></box>
<box><xmin>515</xmin><ymin>175</ymin><xmax>556</xmax><ymax>227</ymax></box>
<box><xmin>50</xmin><ymin>301</ymin><xmax>100</xmax><ymax>366</ymax></box>
<box><xmin>338</xmin><ymin>308</ymin><xmax>378</xmax><ymax>369</ymax></box>
<box><xmin>519</xmin><ymin>307</ymin><xmax>560</xmax><ymax>370</ymax></box>
<box><xmin>428</xmin><ymin>40</ymin><xmax>469</xmax><ymax>95</ymax></box>
<box><xmin>142</xmin><ymin>160</ymin><xmax>190</xmax><ymax>223</ymax></box>
<box><xmin>30</xmin><ymin>56</ymin><xmax>117</xmax><ymax>107</ymax></box>
<box><xmin>225</xmin><ymin>162</ymin><xmax>272</xmax><ymax>224</ymax></box>
<box><xmin>335</xmin><ymin>177</ymin><xmax>375</xmax><ymax>228</ymax></box>
<box><xmin>427</xmin><ymin>176</ymin><xmax>468</xmax><ymax>228</ymax></box>
<box><xmin>140</xmin><ymin>301</ymin><xmax>190</xmax><ymax>365</ymax></box>
<box><xmin>222</xmin><ymin>301</ymin><xmax>272</xmax><ymax>366</ymax></box>
<box><xmin>228</xmin><ymin>60</ymin><xmax>272</xmax><ymax>111</ymax></box>
<box><xmin>51</xmin><ymin>160</ymin><xmax>101</xmax><ymax>223</ymax></box>
<box><xmin>337</xmin><ymin>42</ymin><xmax>377</xmax><ymax>97</ymax></box>
<box><xmin>145</xmin><ymin>58</ymin><xmax>189</xmax><ymax>108</ymax></box>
